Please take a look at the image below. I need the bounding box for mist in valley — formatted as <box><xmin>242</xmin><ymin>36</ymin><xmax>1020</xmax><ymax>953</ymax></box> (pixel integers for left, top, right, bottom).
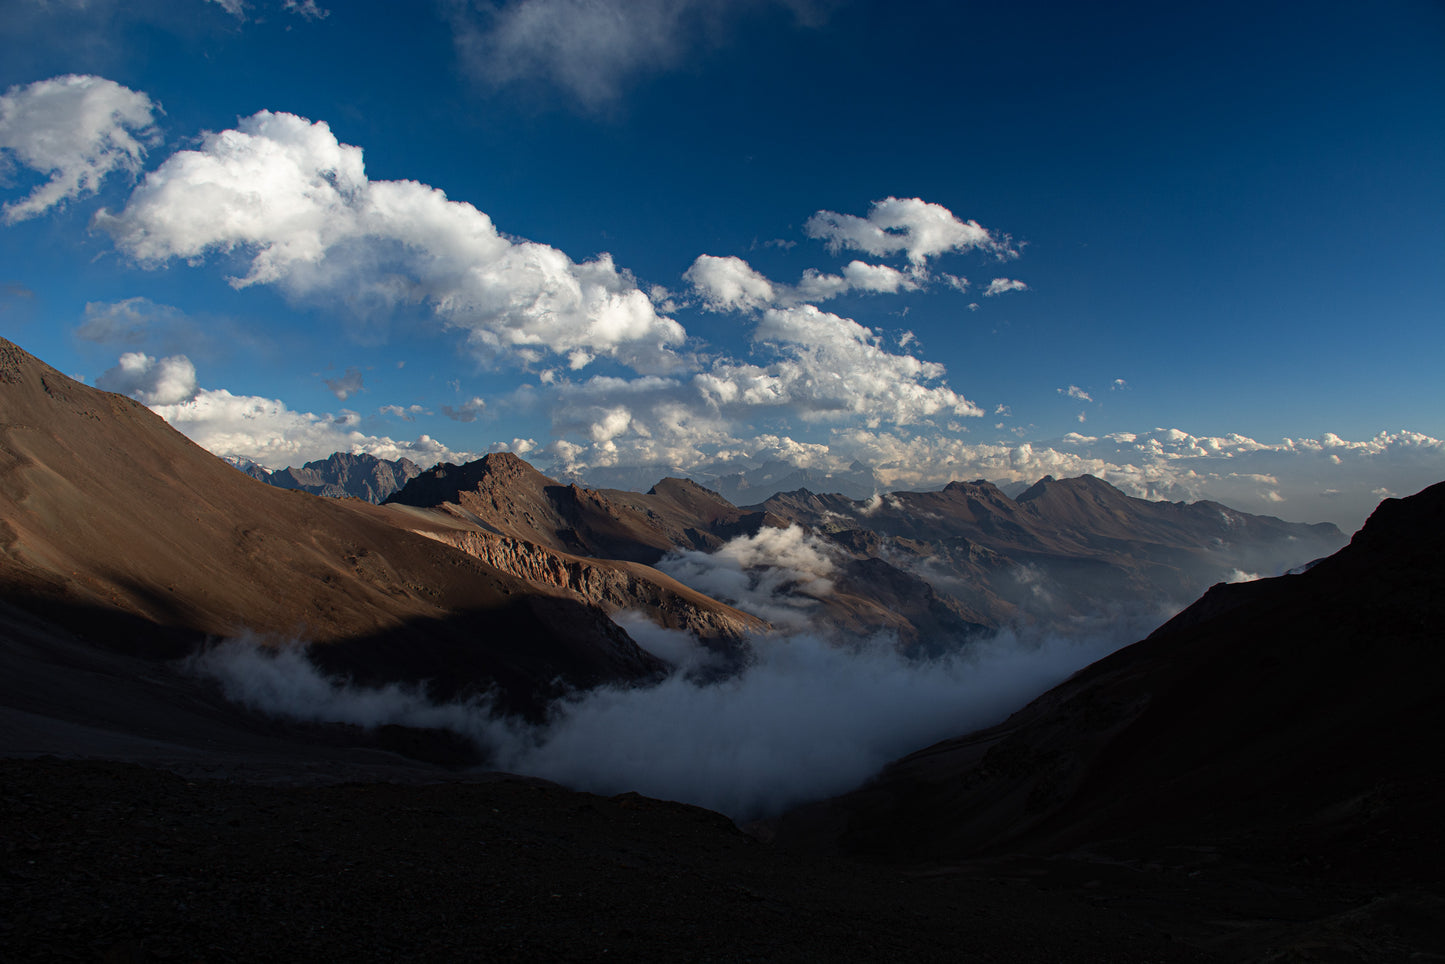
<box><xmin>189</xmin><ymin>524</ymin><xmax>1184</xmax><ymax>819</ymax></box>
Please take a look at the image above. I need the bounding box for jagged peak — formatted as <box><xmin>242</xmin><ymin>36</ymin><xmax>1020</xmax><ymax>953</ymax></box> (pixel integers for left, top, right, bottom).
<box><xmin>646</xmin><ymin>476</ymin><xmax>730</xmax><ymax>503</ymax></box>
<box><xmin>385</xmin><ymin>451</ymin><xmax>557</xmax><ymax>507</ymax></box>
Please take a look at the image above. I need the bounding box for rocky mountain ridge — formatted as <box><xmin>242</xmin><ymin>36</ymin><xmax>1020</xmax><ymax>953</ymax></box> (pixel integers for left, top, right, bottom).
<box><xmin>227</xmin><ymin>451</ymin><xmax>423</xmax><ymax>503</ymax></box>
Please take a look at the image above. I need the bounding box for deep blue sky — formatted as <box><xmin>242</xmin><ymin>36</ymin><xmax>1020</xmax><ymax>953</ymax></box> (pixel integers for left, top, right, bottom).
<box><xmin>2</xmin><ymin>0</ymin><xmax>1442</xmax><ymax>528</ymax></box>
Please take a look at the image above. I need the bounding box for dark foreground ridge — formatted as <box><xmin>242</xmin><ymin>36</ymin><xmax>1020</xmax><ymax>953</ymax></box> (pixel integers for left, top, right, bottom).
<box><xmin>3</xmin><ymin>758</ymin><xmax>1215</xmax><ymax>963</ymax></box>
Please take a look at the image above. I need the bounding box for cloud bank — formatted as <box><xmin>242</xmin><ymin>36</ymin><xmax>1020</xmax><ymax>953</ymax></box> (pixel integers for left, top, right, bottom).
<box><xmin>99</xmin><ymin>350</ymin><xmax>475</xmax><ymax>470</ymax></box>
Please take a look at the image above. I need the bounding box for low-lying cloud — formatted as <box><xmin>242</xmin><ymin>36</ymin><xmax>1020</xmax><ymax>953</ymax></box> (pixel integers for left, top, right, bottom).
<box><xmin>188</xmin><ymin>619</ymin><xmax>1136</xmax><ymax>821</ymax></box>
<box><xmin>655</xmin><ymin>525</ymin><xmax>837</xmax><ymax>631</ymax></box>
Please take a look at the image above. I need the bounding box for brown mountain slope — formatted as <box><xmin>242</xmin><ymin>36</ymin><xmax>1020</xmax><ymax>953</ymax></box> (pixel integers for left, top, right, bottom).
<box><xmin>0</xmin><ymin>338</ymin><xmax>662</xmax><ymax>717</ymax></box>
<box><xmin>386</xmin><ymin>452</ymin><xmax>775</xmax><ymax>563</ymax></box>
<box><xmin>776</xmin><ymin>480</ymin><xmax>1445</xmax><ymax>886</ymax></box>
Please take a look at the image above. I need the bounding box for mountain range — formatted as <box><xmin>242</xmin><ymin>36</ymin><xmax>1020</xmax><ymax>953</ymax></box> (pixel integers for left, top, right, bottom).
<box><xmin>3</xmin><ymin>333</ymin><xmax>1440</xmax><ymax>960</ymax></box>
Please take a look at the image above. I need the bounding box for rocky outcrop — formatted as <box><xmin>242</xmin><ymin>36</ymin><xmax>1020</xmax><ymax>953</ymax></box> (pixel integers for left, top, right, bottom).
<box><xmin>416</xmin><ymin>526</ymin><xmax>767</xmax><ymax>646</ymax></box>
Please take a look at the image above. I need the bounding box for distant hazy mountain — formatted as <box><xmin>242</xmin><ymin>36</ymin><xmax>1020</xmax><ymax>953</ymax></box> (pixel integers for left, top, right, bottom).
<box><xmin>753</xmin><ymin>474</ymin><xmax>1346</xmax><ymax>633</ymax></box>
<box><xmin>561</xmin><ymin>457</ymin><xmax>887</xmax><ymax>504</ymax></box>
<box><xmin>228</xmin><ymin>451</ymin><xmax>423</xmax><ymax>503</ymax></box>
<box><xmin>700</xmin><ymin>459</ymin><xmax>887</xmax><ymax>504</ymax></box>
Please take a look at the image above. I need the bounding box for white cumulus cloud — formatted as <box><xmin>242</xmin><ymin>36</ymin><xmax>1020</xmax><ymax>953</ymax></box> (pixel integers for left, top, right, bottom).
<box><xmin>805</xmin><ymin>197</ymin><xmax>1018</xmax><ymax>265</ymax></box>
<box><xmin>93</xmin><ymin>110</ymin><xmax>686</xmax><ymax>374</ymax></box>
<box><xmin>96</xmin><ymin>351</ymin><xmax>198</xmax><ymax>406</ymax></box>
<box><xmin>0</xmin><ymin>74</ymin><xmax>160</xmax><ymax>223</ymax></box>
<box><xmin>149</xmin><ymin>387</ymin><xmax>473</xmax><ymax>470</ymax></box>
<box><xmin>686</xmin><ymin>253</ymin><xmax>920</xmax><ymax>312</ymax></box>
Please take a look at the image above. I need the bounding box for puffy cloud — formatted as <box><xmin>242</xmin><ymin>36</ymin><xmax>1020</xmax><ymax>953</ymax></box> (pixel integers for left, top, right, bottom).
<box><xmin>93</xmin><ymin>352</ymin><xmax>469</xmax><ymax>470</ymax></box>
<box><xmin>535</xmin><ymin>305</ymin><xmax>983</xmax><ymax>474</ymax></box>
<box><xmin>448</xmin><ymin>0</ymin><xmax>829</xmax><ymax>109</ymax></box>
<box><xmin>96</xmin><ymin>351</ymin><xmax>198</xmax><ymax>405</ymax></box>
<box><xmin>322</xmin><ymin>367</ymin><xmax>364</xmax><ymax>400</ymax></box>
<box><xmin>683</xmin><ymin>254</ymin><xmax>776</xmax><ymax>312</ymax></box>
<box><xmin>743</xmin><ymin>305</ymin><xmax>981</xmax><ymax>422</ymax></box>
<box><xmin>0</xmin><ymin>75</ymin><xmax>160</xmax><ymax>223</ymax></box>
<box><xmin>983</xmin><ymin>277</ymin><xmax>1028</xmax><ymax>296</ymax></box>
<box><xmin>489</xmin><ymin>437</ymin><xmax>539</xmax><ymax>456</ymax></box>
<box><xmin>94</xmin><ymin>110</ymin><xmax>686</xmax><ymax>374</ymax></box>
<box><xmin>805</xmin><ymin>197</ymin><xmax>1017</xmax><ymax>265</ymax></box>
<box><xmin>794</xmin><ymin>260</ymin><xmax>918</xmax><ymax>301</ymax></box>
<box><xmin>686</xmin><ymin>254</ymin><xmax>919</xmax><ymax>312</ymax></box>
<box><xmin>656</xmin><ymin>525</ymin><xmax>838</xmax><ymax>630</ymax></box>
<box><xmin>379</xmin><ymin>403</ymin><xmax>425</xmax><ymax>421</ymax></box>
<box><xmin>1059</xmin><ymin>384</ymin><xmax>1092</xmax><ymax>402</ymax></box>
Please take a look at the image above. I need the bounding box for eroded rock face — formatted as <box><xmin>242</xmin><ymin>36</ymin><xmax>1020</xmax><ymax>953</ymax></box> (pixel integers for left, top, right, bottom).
<box><xmin>417</xmin><ymin>527</ymin><xmax>767</xmax><ymax>645</ymax></box>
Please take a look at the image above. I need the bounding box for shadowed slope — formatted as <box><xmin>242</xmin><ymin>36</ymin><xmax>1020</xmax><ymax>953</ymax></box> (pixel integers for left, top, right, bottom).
<box><xmin>776</xmin><ymin>480</ymin><xmax>1445</xmax><ymax>883</ymax></box>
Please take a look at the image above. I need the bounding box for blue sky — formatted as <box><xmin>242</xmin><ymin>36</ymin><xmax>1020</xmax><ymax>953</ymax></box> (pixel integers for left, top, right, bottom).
<box><xmin>1</xmin><ymin>0</ymin><xmax>1442</xmax><ymax>529</ymax></box>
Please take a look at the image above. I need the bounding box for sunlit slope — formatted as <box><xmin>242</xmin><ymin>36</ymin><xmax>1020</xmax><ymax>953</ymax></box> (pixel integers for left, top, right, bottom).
<box><xmin>0</xmin><ymin>337</ymin><xmax>662</xmax><ymax>713</ymax></box>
